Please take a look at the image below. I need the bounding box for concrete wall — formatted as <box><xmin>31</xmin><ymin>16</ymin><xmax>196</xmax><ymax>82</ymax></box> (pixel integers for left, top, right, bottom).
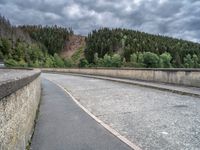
<box><xmin>43</xmin><ymin>68</ymin><xmax>200</xmax><ymax>87</ymax></box>
<box><xmin>0</xmin><ymin>69</ymin><xmax>41</xmax><ymax>150</ymax></box>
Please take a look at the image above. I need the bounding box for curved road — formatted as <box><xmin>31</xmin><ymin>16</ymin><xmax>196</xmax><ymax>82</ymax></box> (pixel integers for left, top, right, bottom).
<box><xmin>31</xmin><ymin>78</ymin><xmax>132</xmax><ymax>150</ymax></box>
<box><xmin>32</xmin><ymin>73</ymin><xmax>200</xmax><ymax>150</ymax></box>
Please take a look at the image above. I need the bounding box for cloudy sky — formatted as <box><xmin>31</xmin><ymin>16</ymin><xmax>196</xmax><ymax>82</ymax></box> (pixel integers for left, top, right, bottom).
<box><xmin>0</xmin><ymin>0</ymin><xmax>200</xmax><ymax>42</ymax></box>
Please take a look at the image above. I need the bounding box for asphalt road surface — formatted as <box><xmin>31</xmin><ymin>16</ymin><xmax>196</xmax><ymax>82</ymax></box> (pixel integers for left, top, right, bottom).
<box><xmin>31</xmin><ymin>79</ymin><xmax>133</xmax><ymax>150</ymax></box>
<box><xmin>33</xmin><ymin>73</ymin><xmax>200</xmax><ymax>150</ymax></box>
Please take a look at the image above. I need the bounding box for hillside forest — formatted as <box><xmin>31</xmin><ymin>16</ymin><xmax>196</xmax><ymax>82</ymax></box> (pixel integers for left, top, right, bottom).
<box><xmin>0</xmin><ymin>15</ymin><xmax>200</xmax><ymax>68</ymax></box>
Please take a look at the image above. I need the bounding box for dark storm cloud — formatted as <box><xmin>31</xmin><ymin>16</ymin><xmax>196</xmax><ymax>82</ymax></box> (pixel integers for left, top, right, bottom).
<box><xmin>0</xmin><ymin>0</ymin><xmax>199</xmax><ymax>42</ymax></box>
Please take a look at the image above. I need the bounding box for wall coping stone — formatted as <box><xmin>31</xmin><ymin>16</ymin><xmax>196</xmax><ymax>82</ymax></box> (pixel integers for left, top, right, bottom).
<box><xmin>0</xmin><ymin>69</ymin><xmax>41</xmax><ymax>100</ymax></box>
<box><xmin>42</xmin><ymin>67</ymin><xmax>200</xmax><ymax>72</ymax></box>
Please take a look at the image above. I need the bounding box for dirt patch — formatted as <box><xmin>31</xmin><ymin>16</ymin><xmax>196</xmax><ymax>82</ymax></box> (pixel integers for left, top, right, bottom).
<box><xmin>60</xmin><ymin>35</ymin><xmax>86</xmax><ymax>58</ymax></box>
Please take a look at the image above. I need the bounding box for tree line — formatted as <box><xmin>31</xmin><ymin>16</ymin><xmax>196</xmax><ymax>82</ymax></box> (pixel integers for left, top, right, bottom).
<box><xmin>19</xmin><ymin>25</ymin><xmax>73</xmax><ymax>55</ymax></box>
<box><xmin>1</xmin><ymin>15</ymin><xmax>200</xmax><ymax>68</ymax></box>
<box><xmin>88</xmin><ymin>52</ymin><xmax>199</xmax><ymax>68</ymax></box>
<box><xmin>0</xmin><ymin>15</ymin><xmax>75</xmax><ymax>68</ymax></box>
<box><xmin>85</xmin><ymin>28</ymin><xmax>200</xmax><ymax>68</ymax></box>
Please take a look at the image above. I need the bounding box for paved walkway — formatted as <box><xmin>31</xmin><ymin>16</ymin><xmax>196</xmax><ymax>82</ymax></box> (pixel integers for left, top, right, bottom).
<box><xmin>31</xmin><ymin>78</ymin><xmax>132</xmax><ymax>150</ymax></box>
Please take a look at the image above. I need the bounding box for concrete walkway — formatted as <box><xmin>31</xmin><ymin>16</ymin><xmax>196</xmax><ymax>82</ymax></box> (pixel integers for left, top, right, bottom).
<box><xmin>31</xmin><ymin>78</ymin><xmax>132</xmax><ymax>150</ymax></box>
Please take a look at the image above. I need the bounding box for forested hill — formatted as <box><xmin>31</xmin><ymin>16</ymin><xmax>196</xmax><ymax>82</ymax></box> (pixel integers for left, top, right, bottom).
<box><xmin>19</xmin><ymin>25</ymin><xmax>73</xmax><ymax>55</ymax></box>
<box><xmin>85</xmin><ymin>28</ymin><xmax>200</xmax><ymax>68</ymax></box>
<box><xmin>1</xmin><ymin>14</ymin><xmax>200</xmax><ymax>68</ymax></box>
<box><xmin>0</xmin><ymin>16</ymin><xmax>32</xmax><ymax>43</ymax></box>
<box><xmin>0</xmin><ymin>15</ymin><xmax>74</xmax><ymax>67</ymax></box>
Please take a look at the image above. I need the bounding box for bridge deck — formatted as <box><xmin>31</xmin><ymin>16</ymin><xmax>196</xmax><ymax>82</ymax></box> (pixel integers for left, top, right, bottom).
<box><xmin>31</xmin><ymin>78</ymin><xmax>132</xmax><ymax>150</ymax></box>
<box><xmin>41</xmin><ymin>73</ymin><xmax>200</xmax><ymax>150</ymax></box>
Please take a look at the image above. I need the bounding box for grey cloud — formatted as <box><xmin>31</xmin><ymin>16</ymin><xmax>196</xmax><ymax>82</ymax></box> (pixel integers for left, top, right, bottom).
<box><xmin>0</xmin><ymin>0</ymin><xmax>199</xmax><ymax>42</ymax></box>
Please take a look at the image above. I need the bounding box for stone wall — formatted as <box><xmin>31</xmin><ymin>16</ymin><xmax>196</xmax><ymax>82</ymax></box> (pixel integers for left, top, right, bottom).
<box><xmin>0</xmin><ymin>69</ymin><xmax>41</xmax><ymax>150</ymax></box>
<box><xmin>43</xmin><ymin>68</ymin><xmax>200</xmax><ymax>87</ymax></box>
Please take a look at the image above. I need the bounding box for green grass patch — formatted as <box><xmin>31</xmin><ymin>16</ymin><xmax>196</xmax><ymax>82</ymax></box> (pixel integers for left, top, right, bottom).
<box><xmin>71</xmin><ymin>46</ymin><xmax>85</xmax><ymax>63</ymax></box>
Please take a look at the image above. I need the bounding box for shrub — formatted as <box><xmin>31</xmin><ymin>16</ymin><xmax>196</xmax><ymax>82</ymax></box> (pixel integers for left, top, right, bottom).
<box><xmin>44</xmin><ymin>55</ymin><xmax>54</xmax><ymax>68</ymax></box>
<box><xmin>4</xmin><ymin>59</ymin><xmax>18</xmax><ymax>67</ymax></box>
<box><xmin>111</xmin><ymin>54</ymin><xmax>121</xmax><ymax>67</ymax></box>
<box><xmin>96</xmin><ymin>58</ymin><xmax>104</xmax><ymax>67</ymax></box>
<box><xmin>129</xmin><ymin>52</ymin><xmax>145</xmax><ymax>68</ymax></box>
<box><xmin>184</xmin><ymin>54</ymin><xmax>194</xmax><ymax>68</ymax></box>
<box><xmin>193</xmin><ymin>54</ymin><xmax>199</xmax><ymax>68</ymax></box>
<box><xmin>143</xmin><ymin>52</ymin><xmax>159</xmax><ymax>68</ymax></box>
<box><xmin>103</xmin><ymin>54</ymin><xmax>112</xmax><ymax>67</ymax></box>
<box><xmin>130</xmin><ymin>53</ymin><xmax>137</xmax><ymax>63</ymax></box>
<box><xmin>64</xmin><ymin>58</ymin><xmax>74</xmax><ymax>68</ymax></box>
<box><xmin>137</xmin><ymin>52</ymin><xmax>144</xmax><ymax>64</ymax></box>
<box><xmin>78</xmin><ymin>58</ymin><xmax>89</xmax><ymax>68</ymax></box>
<box><xmin>53</xmin><ymin>53</ymin><xmax>65</xmax><ymax>67</ymax></box>
<box><xmin>0</xmin><ymin>38</ymin><xmax>12</xmax><ymax>55</ymax></box>
<box><xmin>160</xmin><ymin>52</ymin><xmax>172</xmax><ymax>68</ymax></box>
<box><xmin>18</xmin><ymin>59</ymin><xmax>28</xmax><ymax>67</ymax></box>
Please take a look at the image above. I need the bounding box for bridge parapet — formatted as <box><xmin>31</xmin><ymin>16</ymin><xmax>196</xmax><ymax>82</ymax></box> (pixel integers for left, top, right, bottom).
<box><xmin>0</xmin><ymin>69</ymin><xmax>41</xmax><ymax>149</ymax></box>
<box><xmin>42</xmin><ymin>68</ymin><xmax>200</xmax><ymax>87</ymax></box>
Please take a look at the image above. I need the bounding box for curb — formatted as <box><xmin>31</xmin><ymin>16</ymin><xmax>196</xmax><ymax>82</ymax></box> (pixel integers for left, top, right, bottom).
<box><xmin>46</xmin><ymin>78</ymin><xmax>142</xmax><ymax>150</ymax></box>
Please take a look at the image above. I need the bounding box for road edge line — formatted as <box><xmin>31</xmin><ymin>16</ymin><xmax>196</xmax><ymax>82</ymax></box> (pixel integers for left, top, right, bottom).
<box><xmin>46</xmin><ymin>78</ymin><xmax>142</xmax><ymax>150</ymax></box>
